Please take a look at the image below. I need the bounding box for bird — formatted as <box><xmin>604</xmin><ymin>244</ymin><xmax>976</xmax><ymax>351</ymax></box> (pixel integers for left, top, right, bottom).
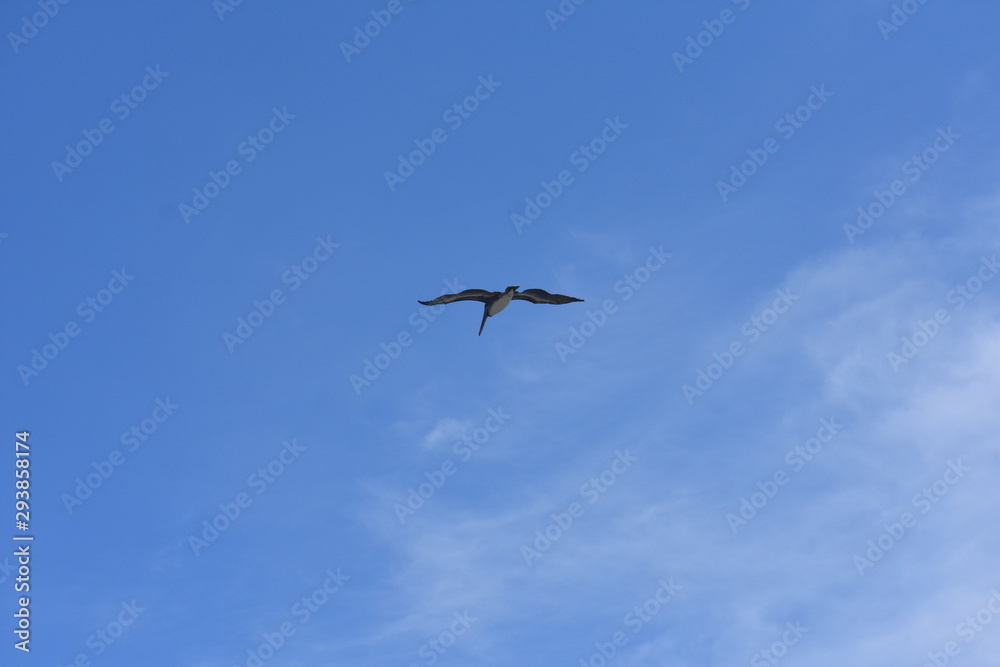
<box><xmin>418</xmin><ymin>286</ymin><xmax>583</xmax><ymax>336</ymax></box>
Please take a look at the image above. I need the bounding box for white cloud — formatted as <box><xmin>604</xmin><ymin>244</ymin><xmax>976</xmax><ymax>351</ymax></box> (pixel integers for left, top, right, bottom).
<box><xmin>421</xmin><ymin>417</ymin><xmax>473</xmax><ymax>450</ymax></box>
<box><xmin>344</xmin><ymin>189</ymin><xmax>1000</xmax><ymax>665</ymax></box>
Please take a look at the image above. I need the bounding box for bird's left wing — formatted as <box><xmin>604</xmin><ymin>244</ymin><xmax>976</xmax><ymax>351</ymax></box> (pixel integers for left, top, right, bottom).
<box><xmin>512</xmin><ymin>289</ymin><xmax>584</xmax><ymax>305</ymax></box>
<box><xmin>418</xmin><ymin>289</ymin><xmax>497</xmax><ymax>306</ymax></box>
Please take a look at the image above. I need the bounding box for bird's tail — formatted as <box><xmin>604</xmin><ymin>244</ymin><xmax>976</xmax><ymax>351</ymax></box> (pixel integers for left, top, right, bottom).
<box><xmin>478</xmin><ymin>307</ymin><xmax>488</xmax><ymax>336</ymax></box>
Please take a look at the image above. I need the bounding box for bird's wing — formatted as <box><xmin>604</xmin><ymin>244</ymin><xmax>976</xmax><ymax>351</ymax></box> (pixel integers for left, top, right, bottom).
<box><xmin>512</xmin><ymin>289</ymin><xmax>584</xmax><ymax>305</ymax></box>
<box><xmin>418</xmin><ymin>289</ymin><xmax>497</xmax><ymax>306</ymax></box>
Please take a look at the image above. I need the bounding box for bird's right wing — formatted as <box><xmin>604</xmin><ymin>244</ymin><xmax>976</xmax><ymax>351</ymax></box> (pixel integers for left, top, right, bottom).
<box><xmin>512</xmin><ymin>289</ymin><xmax>583</xmax><ymax>305</ymax></box>
<box><xmin>418</xmin><ymin>289</ymin><xmax>497</xmax><ymax>306</ymax></box>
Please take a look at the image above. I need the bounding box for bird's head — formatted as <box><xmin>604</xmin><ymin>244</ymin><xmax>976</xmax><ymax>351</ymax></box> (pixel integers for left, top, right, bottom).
<box><xmin>505</xmin><ymin>285</ymin><xmax>520</xmax><ymax>293</ymax></box>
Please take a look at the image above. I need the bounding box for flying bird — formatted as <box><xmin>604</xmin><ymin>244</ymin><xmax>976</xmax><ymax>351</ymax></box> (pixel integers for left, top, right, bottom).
<box><xmin>418</xmin><ymin>286</ymin><xmax>583</xmax><ymax>336</ymax></box>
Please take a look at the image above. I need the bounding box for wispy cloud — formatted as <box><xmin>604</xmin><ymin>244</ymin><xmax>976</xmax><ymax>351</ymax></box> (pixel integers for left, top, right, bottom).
<box><xmin>346</xmin><ymin>189</ymin><xmax>1000</xmax><ymax>665</ymax></box>
<box><xmin>421</xmin><ymin>417</ymin><xmax>472</xmax><ymax>450</ymax></box>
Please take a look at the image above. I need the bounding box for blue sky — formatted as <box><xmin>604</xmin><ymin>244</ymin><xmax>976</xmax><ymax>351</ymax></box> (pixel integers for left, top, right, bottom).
<box><xmin>3</xmin><ymin>1</ymin><xmax>1000</xmax><ymax>665</ymax></box>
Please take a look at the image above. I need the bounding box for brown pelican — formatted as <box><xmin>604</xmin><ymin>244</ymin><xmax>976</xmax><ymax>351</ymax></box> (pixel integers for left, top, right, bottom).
<box><xmin>418</xmin><ymin>286</ymin><xmax>583</xmax><ymax>335</ymax></box>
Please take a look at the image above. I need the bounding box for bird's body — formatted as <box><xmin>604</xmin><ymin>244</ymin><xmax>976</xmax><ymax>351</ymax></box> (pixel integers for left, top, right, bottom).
<box><xmin>486</xmin><ymin>286</ymin><xmax>516</xmax><ymax>316</ymax></box>
<box><xmin>418</xmin><ymin>286</ymin><xmax>583</xmax><ymax>335</ymax></box>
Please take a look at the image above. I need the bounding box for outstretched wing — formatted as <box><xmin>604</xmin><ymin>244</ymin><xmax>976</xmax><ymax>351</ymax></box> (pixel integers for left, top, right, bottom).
<box><xmin>513</xmin><ymin>289</ymin><xmax>584</xmax><ymax>305</ymax></box>
<box><xmin>418</xmin><ymin>289</ymin><xmax>497</xmax><ymax>306</ymax></box>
